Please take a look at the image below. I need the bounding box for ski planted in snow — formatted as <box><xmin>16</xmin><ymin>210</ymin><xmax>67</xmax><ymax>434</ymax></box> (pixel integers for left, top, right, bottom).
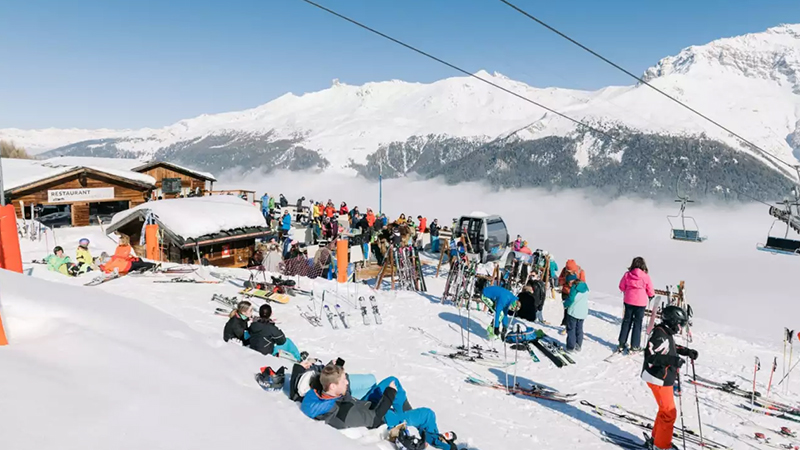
<box><xmin>358</xmin><ymin>296</ymin><xmax>370</xmax><ymax>325</ymax></box>
<box><xmin>369</xmin><ymin>295</ymin><xmax>382</xmax><ymax>325</ymax></box>
<box><xmin>324</xmin><ymin>305</ymin><xmax>339</xmax><ymax>329</ymax></box>
<box><xmin>335</xmin><ymin>304</ymin><xmax>349</xmax><ymax>329</ymax></box>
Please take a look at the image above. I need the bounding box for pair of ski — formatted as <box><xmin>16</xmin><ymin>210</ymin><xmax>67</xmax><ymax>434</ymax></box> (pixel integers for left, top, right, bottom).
<box><xmin>358</xmin><ymin>295</ymin><xmax>383</xmax><ymax>326</ymax></box>
<box><xmin>531</xmin><ymin>337</ymin><xmax>574</xmax><ymax>368</ymax></box>
<box><xmin>323</xmin><ymin>303</ymin><xmax>350</xmax><ymax>329</ymax></box>
<box><xmin>581</xmin><ymin>400</ymin><xmax>724</xmax><ymax>450</ymax></box>
<box><xmin>297</xmin><ymin>304</ymin><xmax>323</xmax><ymax>327</ymax></box>
<box><xmin>604</xmin><ymin>348</ymin><xmax>642</xmax><ymax>364</ymax></box>
<box><xmin>153</xmin><ymin>276</ymin><xmax>219</xmax><ymax>284</ymax></box>
<box><xmin>464</xmin><ymin>376</ymin><xmax>576</xmax><ymax>403</ymax></box>
<box><xmin>751</xmin><ymin>431</ymin><xmax>800</xmax><ymax>450</ymax></box>
<box><xmin>84</xmin><ymin>269</ymin><xmax>120</xmax><ymax>286</ymax></box>
<box><xmin>423</xmin><ymin>349</ymin><xmax>513</xmax><ymax>368</ymax></box>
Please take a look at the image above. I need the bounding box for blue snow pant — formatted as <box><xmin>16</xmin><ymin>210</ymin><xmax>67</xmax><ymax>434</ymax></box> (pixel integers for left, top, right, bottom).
<box><xmin>566</xmin><ymin>314</ymin><xmax>584</xmax><ymax>351</ymax></box>
<box><xmin>364</xmin><ymin>377</ymin><xmax>445</xmax><ymax>448</ymax></box>
<box><xmin>272</xmin><ymin>338</ymin><xmax>302</xmax><ymax>361</ymax></box>
<box><xmin>431</xmin><ymin>236</ymin><xmax>440</xmax><ymax>253</ymax></box>
<box><xmin>618</xmin><ymin>304</ymin><xmax>645</xmax><ymax>349</ymax></box>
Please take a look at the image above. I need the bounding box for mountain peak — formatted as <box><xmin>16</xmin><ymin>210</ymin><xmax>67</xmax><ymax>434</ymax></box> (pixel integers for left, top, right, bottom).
<box><xmin>643</xmin><ymin>23</ymin><xmax>800</xmax><ymax>92</ymax></box>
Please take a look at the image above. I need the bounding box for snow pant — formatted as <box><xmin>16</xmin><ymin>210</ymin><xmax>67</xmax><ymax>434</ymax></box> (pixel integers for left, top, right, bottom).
<box><xmin>372</xmin><ymin>243</ymin><xmax>384</xmax><ymax>266</ymax></box>
<box><xmin>536</xmin><ymin>310</ymin><xmax>545</xmax><ymax>323</ymax></box>
<box><xmin>431</xmin><ymin>236</ymin><xmax>440</xmax><ymax>253</ymax></box>
<box><xmin>618</xmin><ymin>304</ymin><xmax>646</xmax><ymax>349</ymax></box>
<box><xmin>565</xmin><ymin>314</ymin><xmax>584</xmax><ymax>351</ymax></box>
<box><xmin>272</xmin><ymin>338</ymin><xmax>302</xmax><ymax>361</ymax></box>
<box><xmin>368</xmin><ymin>377</ymin><xmax>445</xmax><ymax>449</ymax></box>
<box><xmin>363</xmin><ymin>376</ymin><xmax>409</xmax><ymax>411</ymax></box>
<box><xmin>129</xmin><ymin>260</ymin><xmax>156</xmax><ymax>273</ymax></box>
<box><xmin>347</xmin><ymin>374</ymin><xmax>378</xmax><ymax>400</ymax></box>
<box><xmin>362</xmin><ymin>243</ymin><xmax>369</xmax><ymax>261</ymax></box>
<box><xmin>648</xmin><ymin>383</ymin><xmax>676</xmax><ymax>450</ymax></box>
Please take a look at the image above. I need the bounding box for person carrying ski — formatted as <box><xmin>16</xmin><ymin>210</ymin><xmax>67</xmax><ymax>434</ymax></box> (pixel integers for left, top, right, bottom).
<box><xmin>642</xmin><ymin>305</ymin><xmax>698</xmax><ymax>450</ymax></box>
<box><xmin>618</xmin><ymin>256</ymin><xmax>655</xmax><ymax>353</ymax></box>
<box><xmin>564</xmin><ymin>278</ymin><xmax>589</xmax><ymax>352</ymax></box>
<box><xmin>248</xmin><ymin>304</ymin><xmax>306</xmax><ymax>361</ymax></box>
<box><xmin>75</xmin><ymin>238</ymin><xmax>94</xmax><ymax>273</ymax></box>
<box><xmin>482</xmin><ymin>285</ymin><xmax>519</xmax><ymax>339</ymax></box>
<box><xmin>301</xmin><ymin>362</ymin><xmax>457</xmax><ymax>450</ymax></box>
<box><xmin>223</xmin><ymin>301</ymin><xmax>252</xmax><ymax>346</ymax></box>
<box><xmin>45</xmin><ymin>246</ymin><xmax>79</xmax><ymax>276</ymax></box>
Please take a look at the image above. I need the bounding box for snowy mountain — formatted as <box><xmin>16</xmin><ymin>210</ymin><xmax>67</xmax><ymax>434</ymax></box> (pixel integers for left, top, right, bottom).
<box><xmin>3</xmin><ymin>24</ymin><xmax>800</xmax><ymax>199</ymax></box>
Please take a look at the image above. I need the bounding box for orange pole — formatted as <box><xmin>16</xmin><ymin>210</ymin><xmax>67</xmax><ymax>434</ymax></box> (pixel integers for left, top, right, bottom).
<box><xmin>145</xmin><ymin>224</ymin><xmax>159</xmax><ymax>260</ymax></box>
<box><xmin>0</xmin><ymin>204</ymin><xmax>22</xmax><ymax>272</ymax></box>
<box><xmin>336</xmin><ymin>238</ymin><xmax>348</xmax><ymax>283</ymax></box>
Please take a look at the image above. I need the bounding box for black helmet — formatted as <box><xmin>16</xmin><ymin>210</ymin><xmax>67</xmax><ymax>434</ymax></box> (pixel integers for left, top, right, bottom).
<box><xmin>661</xmin><ymin>305</ymin><xmax>688</xmax><ymax>332</ymax></box>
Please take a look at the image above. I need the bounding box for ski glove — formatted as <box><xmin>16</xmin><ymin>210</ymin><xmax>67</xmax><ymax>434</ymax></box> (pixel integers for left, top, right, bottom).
<box><xmin>676</xmin><ymin>346</ymin><xmax>698</xmax><ymax>361</ymax></box>
<box><xmin>672</xmin><ymin>357</ymin><xmax>685</xmax><ymax>369</ymax></box>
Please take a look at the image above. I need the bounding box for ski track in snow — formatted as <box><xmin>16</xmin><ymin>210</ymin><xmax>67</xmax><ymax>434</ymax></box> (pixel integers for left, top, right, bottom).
<box><xmin>5</xmin><ymin>226</ymin><xmax>800</xmax><ymax>449</ymax></box>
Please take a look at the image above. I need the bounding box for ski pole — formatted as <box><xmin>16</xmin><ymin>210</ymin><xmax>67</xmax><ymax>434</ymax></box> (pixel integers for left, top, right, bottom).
<box><xmin>789</xmin><ymin>330</ymin><xmax>795</xmax><ymax>395</ymax></box>
<box><xmin>677</xmin><ymin>370</ymin><xmax>688</xmax><ymax>450</ymax></box>
<box><xmin>784</xmin><ymin>328</ymin><xmax>789</xmax><ymax>381</ymax></box>
<box><xmin>512</xmin><ymin>323</ymin><xmax>521</xmax><ymax>388</ymax></box>
<box><xmin>777</xmin><ymin>357</ymin><xmax>800</xmax><ymax>387</ymax></box>
<box><xmin>690</xmin><ymin>359</ymin><xmax>705</xmax><ymax>448</ymax></box>
<box><xmin>767</xmin><ymin>357</ymin><xmax>778</xmax><ymax>397</ymax></box>
<box><xmin>752</xmin><ymin>356</ymin><xmax>761</xmax><ymax>408</ymax></box>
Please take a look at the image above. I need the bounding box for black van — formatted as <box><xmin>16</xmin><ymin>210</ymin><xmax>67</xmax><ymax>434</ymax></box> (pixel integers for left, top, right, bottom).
<box><xmin>454</xmin><ymin>213</ymin><xmax>509</xmax><ymax>263</ymax></box>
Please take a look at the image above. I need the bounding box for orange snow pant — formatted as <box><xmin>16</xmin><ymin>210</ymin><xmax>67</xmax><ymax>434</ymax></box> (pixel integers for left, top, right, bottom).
<box><xmin>648</xmin><ymin>383</ymin><xmax>677</xmax><ymax>450</ymax></box>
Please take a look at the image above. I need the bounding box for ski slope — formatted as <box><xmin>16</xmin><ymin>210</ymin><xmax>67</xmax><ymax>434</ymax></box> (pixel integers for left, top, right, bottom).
<box><xmin>3</xmin><ymin>226</ymin><xmax>800</xmax><ymax>450</ymax></box>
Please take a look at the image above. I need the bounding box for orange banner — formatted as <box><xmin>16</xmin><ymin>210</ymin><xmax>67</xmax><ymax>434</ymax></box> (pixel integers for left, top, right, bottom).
<box><xmin>0</xmin><ymin>204</ymin><xmax>22</xmax><ymax>273</ymax></box>
<box><xmin>336</xmin><ymin>239</ymin><xmax>348</xmax><ymax>283</ymax></box>
<box><xmin>145</xmin><ymin>224</ymin><xmax>159</xmax><ymax>261</ymax></box>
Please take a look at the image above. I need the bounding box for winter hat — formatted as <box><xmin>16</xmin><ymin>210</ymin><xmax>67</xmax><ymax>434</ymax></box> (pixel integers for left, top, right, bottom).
<box><xmin>259</xmin><ymin>304</ymin><xmax>272</xmax><ymax>319</ymax></box>
<box><xmin>565</xmin><ymin>259</ymin><xmax>579</xmax><ymax>272</ymax></box>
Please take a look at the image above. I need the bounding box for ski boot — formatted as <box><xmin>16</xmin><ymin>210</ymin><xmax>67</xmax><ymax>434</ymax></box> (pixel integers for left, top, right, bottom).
<box><xmin>299</xmin><ymin>351</ymin><xmax>309</xmax><ymax>361</ymax></box>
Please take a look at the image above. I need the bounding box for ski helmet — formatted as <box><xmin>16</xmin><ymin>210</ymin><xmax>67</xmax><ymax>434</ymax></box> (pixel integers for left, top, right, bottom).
<box><xmin>661</xmin><ymin>305</ymin><xmax>688</xmax><ymax>332</ymax></box>
<box><xmin>79</xmin><ymin>238</ymin><xmax>90</xmax><ymax>247</ymax></box>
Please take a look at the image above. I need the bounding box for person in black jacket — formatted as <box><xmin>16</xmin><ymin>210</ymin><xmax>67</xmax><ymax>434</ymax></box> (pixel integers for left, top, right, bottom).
<box><xmin>248</xmin><ymin>304</ymin><xmax>305</xmax><ymax>361</ymax></box>
<box><xmin>223</xmin><ymin>301</ymin><xmax>253</xmax><ymax>346</ymax></box>
<box><xmin>429</xmin><ymin>219</ymin><xmax>441</xmax><ymax>253</ymax></box>
<box><xmin>300</xmin><ymin>363</ymin><xmax>457</xmax><ymax>450</ymax></box>
<box><xmin>641</xmin><ymin>305</ymin><xmax>698</xmax><ymax>450</ymax></box>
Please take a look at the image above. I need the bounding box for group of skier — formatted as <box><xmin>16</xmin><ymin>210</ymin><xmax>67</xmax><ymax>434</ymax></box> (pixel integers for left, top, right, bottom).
<box><xmin>222</xmin><ymin>300</ymin><xmax>307</xmax><ymax>362</ymax></box>
<box><xmin>42</xmin><ymin>235</ymin><xmax>157</xmax><ymax>278</ymax></box>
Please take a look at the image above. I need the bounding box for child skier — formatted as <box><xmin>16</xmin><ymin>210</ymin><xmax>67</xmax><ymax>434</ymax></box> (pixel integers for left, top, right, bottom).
<box><xmin>75</xmin><ymin>238</ymin><xmax>94</xmax><ymax>273</ymax></box>
<box><xmin>45</xmin><ymin>246</ymin><xmax>79</xmax><ymax>276</ymax></box>
<box><xmin>641</xmin><ymin>305</ymin><xmax>698</xmax><ymax>450</ymax></box>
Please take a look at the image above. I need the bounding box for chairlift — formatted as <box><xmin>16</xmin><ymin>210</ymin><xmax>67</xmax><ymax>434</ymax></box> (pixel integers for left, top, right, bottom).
<box><xmin>667</xmin><ymin>196</ymin><xmax>707</xmax><ymax>243</ymax></box>
<box><xmin>756</xmin><ymin>189</ymin><xmax>800</xmax><ymax>256</ymax></box>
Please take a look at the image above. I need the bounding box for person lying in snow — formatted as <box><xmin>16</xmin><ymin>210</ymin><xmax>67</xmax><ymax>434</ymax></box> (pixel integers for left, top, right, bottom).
<box><xmin>44</xmin><ymin>246</ymin><xmax>79</xmax><ymax>276</ymax></box>
<box><xmin>248</xmin><ymin>304</ymin><xmax>307</xmax><ymax>362</ymax></box>
<box><xmin>100</xmin><ymin>235</ymin><xmax>157</xmax><ymax>275</ymax></box>
<box><xmin>299</xmin><ymin>361</ymin><xmax>458</xmax><ymax>450</ymax></box>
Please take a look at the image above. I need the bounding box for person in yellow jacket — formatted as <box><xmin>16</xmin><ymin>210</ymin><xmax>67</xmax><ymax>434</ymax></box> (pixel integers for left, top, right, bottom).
<box><xmin>313</xmin><ymin>202</ymin><xmax>322</xmax><ymax>219</ymax></box>
<box><xmin>75</xmin><ymin>238</ymin><xmax>94</xmax><ymax>273</ymax></box>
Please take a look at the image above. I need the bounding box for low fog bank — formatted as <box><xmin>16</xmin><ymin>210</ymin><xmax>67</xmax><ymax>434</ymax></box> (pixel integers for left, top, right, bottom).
<box><xmin>221</xmin><ymin>170</ymin><xmax>798</xmax><ymax>341</ymax></box>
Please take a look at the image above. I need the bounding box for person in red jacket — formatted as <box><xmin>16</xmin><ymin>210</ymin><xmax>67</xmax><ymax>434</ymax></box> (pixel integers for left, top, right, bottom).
<box><xmin>339</xmin><ymin>202</ymin><xmax>349</xmax><ymax>216</ymax></box>
<box><xmin>417</xmin><ymin>216</ymin><xmax>427</xmax><ymax>234</ymax></box>
<box><xmin>366</xmin><ymin>209</ymin><xmax>376</xmax><ymax>227</ymax></box>
<box><xmin>617</xmin><ymin>257</ymin><xmax>655</xmax><ymax>353</ymax></box>
<box><xmin>325</xmin><ymin>202</ymin><xmax>336</xmax><ymax>219</ymax></box>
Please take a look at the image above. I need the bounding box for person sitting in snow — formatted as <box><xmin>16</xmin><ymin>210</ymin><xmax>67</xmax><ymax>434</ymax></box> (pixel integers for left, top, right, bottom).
<box><xmin>100</xmin><ymin>235</ymin><xmax>156</xmax><ymax>275</ymax></box>
<box><xmin>481</xmin><ymin>285</ymin><xmax>519</xmax><ymax>340</ymax></box>
<box><xmin>75</xmin><ymin>238</ymin><xmax>94</xmax><ymax>273</ymax></box>
<box><xmin>300</xmin><ymin>362</ymin><xmax>458</xmax><ymax>450</ymax></box>
<box><xmin>45</xmin><ymin>246</ymin><xmax>79</xmax><ymax>276</ymax></box>
<box><xmin>248</xmin><ymin>304</ymin><xmax>306</xmax><ymax>362</ymax></box>
<box><xmin>223</xmin><ymin>301</ymin><xmax>253</xmax><ymax>346</ymax></box>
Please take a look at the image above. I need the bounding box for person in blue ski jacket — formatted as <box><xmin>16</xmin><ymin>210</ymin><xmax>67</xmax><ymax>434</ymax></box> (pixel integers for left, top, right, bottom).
<box><xmin>482</xmin><ymin>285</ymin><xmax>518</xmax><ymax>338</ymax></box>
<box><xmin>548</xmin><ymin>257</ymin><xmax>559</xmax><ymax>289</ymax></box>
<box><xmin>301</xmin><ymin>362</ymin><xmax>457</xmax><ymax>449</ymax></box>
<box><xmin>280</xmin><ymin>210</ymin><xmax>292</xmax><ymax>241</ymax></box>
<box><xmin>260</xmin><ymin>193</ymin><xmax>270</xmax><ymax>217</ymax></box>
<box><xmin>563</xmin><ymin>279</ymin><xmax>589</xmax><ymax>352</ymax></box>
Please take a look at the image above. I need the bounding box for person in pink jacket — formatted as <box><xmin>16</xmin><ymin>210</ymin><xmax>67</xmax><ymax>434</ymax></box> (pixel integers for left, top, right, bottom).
<box><xmin>616</xmin><ymin>257</ymin><xmax>655</xmax><ymax>353</ymax></box>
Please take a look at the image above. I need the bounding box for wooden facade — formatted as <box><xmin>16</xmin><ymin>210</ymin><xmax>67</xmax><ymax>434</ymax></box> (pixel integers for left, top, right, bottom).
<box><xmin>134</xmin><ymin>162</ymin><xmax>214</xmax><ymax>199</ymax></box>
<box><xmin>8</xmin><ymin>169</ymin><xmax>153</xmax><ymax>227</ymax></box>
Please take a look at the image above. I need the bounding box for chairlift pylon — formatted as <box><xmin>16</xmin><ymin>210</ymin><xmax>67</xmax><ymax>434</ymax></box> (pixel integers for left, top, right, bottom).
<box><xmin>757</xmin><ymin>185</ymin><xmax>800</xmax><ymax>256</ymax></box>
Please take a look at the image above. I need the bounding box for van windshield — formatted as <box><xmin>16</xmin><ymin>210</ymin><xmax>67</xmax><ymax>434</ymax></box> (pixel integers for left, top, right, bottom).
<box><xmin>486</xmin><ymin>220</ymin><xmax>507</xmax><ymax>247</ymax></box>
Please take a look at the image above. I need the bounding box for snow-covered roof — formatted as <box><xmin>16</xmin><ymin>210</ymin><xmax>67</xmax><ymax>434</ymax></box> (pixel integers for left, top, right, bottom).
<box><xmin>2</xmin><ymin>158</ymin><xmax>155</xmax><ymax>192</ymax></box>
<box><xmin>45</xmin><ymin>156</ymin><xmax>217</xmax><ymax>182</ymax></box>
<box><xmin>107</xmin><ymin>195</ymin><xmax>266</xmax><ymax>240</ymax></box>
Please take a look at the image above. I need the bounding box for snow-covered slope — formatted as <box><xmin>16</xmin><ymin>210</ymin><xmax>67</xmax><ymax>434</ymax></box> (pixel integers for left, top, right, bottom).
<box><xmin>3</xmin><ymin>24</ymin><xmax>800</xmax><ymax>180</ymax></box>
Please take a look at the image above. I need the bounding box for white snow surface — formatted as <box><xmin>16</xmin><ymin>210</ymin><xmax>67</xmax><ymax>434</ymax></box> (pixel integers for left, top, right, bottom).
<box><xmin>3</xmin><ymin>24</ymin><xmax>800</xmax><ymax>172</ymax></box>
<box><xmin>45</xmin><ymin>156</ymin><xmax>218</xmax><ymax>182</ymax></box>
<box><xmin>5</xmin><ymin>224</ymin><xmax>800</xmax><ymax>450</ymax></box>
<box><xmin>109</xmin><ymin>195</ymin><xmax>266</xmax><ymax>239</ymax></box>
<box><xmin>1</xmin><ymin>158</ymin><xmax>156</xmax><ymax>191</ymax></box>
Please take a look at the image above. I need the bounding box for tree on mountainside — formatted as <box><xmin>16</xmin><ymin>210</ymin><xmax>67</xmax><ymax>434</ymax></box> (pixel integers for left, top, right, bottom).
<box><xmin>1</xmin><ymin>140</ymin><xmax>32</xmax><ymax>159</ymax></box>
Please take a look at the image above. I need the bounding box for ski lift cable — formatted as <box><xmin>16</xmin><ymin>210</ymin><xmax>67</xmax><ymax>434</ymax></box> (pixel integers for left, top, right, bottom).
<box><xmin>299</xmin><ymin>0</ymin><xmax>620</xmax><ymax>143</ymax></box>
<box><xmin>496</xmin><ymin>0</ymin><xmax>800</xmax><ymax>175</ymax></box>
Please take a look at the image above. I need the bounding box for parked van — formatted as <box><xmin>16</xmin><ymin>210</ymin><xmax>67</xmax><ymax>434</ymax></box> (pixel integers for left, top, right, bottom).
<box><xmin>453</xmin><ymin>212</ymin><xmax>509</xmax><ymax>263</ymax></box>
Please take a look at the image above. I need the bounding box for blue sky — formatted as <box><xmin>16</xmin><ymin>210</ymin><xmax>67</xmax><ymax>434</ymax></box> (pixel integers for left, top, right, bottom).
<box><xmin>1</xmin><ymin>0</ymin><xmax>798</xmax><ymax>130</ymax></box>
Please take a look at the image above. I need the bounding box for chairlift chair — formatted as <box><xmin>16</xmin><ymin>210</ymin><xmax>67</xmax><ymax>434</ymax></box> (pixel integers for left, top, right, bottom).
<box><xmin>757</xmin><ymin>199</ymin><xmax>800</xmax><ymax>257</ymax></box>
<box><xmin>667</xmin><ymin>197</ymin><xmax>707</xmax><ymax>243</ymax></box>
